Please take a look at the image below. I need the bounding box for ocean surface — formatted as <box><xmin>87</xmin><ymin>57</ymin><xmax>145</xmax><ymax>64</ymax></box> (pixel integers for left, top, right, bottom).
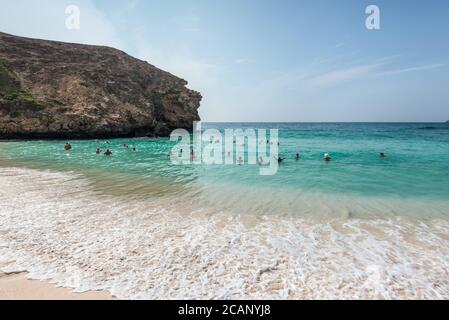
<box><xmin>1</xmin><ymin>123</ymin><xmax>449</xmax><ymax>299</ymax></box>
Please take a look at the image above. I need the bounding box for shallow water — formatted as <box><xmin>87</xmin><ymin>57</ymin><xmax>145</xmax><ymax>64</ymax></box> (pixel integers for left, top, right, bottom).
<box><xmin>0</xmin><ymin>123</ymin><xmax>448</xmax><ymax>299</ymax></box>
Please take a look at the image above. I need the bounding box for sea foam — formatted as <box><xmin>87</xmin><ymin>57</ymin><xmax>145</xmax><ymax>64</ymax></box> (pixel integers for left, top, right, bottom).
<box><xmin>0</xmin><ymin>167</ymin><xmax>448</xmax><ymax>299</ymax></box>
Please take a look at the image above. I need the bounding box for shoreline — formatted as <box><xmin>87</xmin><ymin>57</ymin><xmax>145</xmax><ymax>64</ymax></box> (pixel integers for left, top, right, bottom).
<box><xmin>1</xmin><ymin>156</ymin><xmax>449</xmax><ymax>299</ymax></box>
<box><xmin>0</xmin><ymin>271</ymin><xmax>115</xmax><ymax>300</ymax></box>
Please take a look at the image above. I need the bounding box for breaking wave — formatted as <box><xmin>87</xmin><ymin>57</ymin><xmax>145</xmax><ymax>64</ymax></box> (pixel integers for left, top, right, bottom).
<box><xmin>1</xmin><ymin>167</ymin><xmax>448</xmax><ymax>299</ymax></box>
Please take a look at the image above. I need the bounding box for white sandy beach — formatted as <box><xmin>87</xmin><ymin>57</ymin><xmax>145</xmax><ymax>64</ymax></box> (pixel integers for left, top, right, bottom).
<box><xmin>1</xmin><ymin>166</ymin><xmax>448</xmax><ymax>299</ymax></box>
<box><xmin>0</xmin><ymin>271</ymin><xmax>114</xmax><ymax>300</ymax></box>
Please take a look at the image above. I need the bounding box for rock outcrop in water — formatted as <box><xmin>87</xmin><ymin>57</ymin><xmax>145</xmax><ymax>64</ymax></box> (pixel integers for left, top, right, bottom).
<box><xmin>0</xmin><ymin>32</ymin><xmax>201</xmax><ymax>139</ymax></box>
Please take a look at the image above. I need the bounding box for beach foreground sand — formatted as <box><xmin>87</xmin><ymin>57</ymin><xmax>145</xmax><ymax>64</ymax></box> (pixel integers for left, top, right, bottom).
<box><xmin>0</xmin><ymin>271</ymin><xmax>115</xmax><ymax>300</ymax></box>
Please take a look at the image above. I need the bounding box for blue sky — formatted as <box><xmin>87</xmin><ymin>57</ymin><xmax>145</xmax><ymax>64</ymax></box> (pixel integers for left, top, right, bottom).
<box><xmin>1</xmin><ymin>0</ymin><xmax>448</xmax><ymax>122</ymax></box>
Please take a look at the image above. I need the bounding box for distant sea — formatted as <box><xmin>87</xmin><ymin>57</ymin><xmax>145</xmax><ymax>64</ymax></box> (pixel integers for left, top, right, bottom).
<box><xmin>1</xmin><ymin>123</ymin><xmax>448</xmax><ymax>299</ymax></box>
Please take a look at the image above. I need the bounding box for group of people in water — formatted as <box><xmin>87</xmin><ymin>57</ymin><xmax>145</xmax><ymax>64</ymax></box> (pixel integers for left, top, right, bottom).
<box><xmin>64</xmin><ymin>140</ymin><xmax>138</xmax><ymax>156</ymax></box>
<box><xmin>273</xmin><ymin>151</ymin><xmax>386</xmax><ymax>164</ymax></box>
<box><xmin>272</xmin><ymin>152</ymin><xmax>387</xmax><ymax>163</ymax></box>
<box><xmin>65</xmin><ymin>140</ymin><xmax>387</xmax><ymax>164</ymax></box>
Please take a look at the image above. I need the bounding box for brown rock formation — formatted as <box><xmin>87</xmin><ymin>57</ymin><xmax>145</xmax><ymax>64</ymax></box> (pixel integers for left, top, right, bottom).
<box><xmin>0</xmin><ymin>32</ymin><xmax>201</xmax><ymax>139</ymax></box>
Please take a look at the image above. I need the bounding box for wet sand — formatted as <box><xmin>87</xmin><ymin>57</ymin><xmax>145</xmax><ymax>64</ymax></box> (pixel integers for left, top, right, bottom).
<box><xmin>0</xmin><ymin>271</ymin><xmax>115</xmax><ymax>300</ymax></box>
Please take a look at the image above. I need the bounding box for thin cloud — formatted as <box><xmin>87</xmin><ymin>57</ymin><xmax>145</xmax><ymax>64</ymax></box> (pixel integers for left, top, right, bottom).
<box><xmin>133</xmin><ymin>37</ymin><xmax>223</xmax><ymax>91</ymax></box>
<box><xmin>377</xmin><ymin>63</ymin><xmax>445</xmax><ymax>76</ymax></box>
<box><xmin>235</xmin><ymin>58</ymin><xmax>252</xmax><ymax>65</ymax></box>
<box><xmin>0</xmin><ymin>0</ymin><xmax>125</xmax><ymax>49</ymax></box>
<box><xmin>303</xmin><ymin>57</ymin><xmax>444</xmax><ymax>88</ymax></box>
<box><xmin>307</xmin><ymin>63</ymin><xmax>383</xmax><ymax>87</ymax></box>
<box><xmin>331</xmin><ymin>42</ymin><xmax>345</xmax><ymax>49</ymax></box>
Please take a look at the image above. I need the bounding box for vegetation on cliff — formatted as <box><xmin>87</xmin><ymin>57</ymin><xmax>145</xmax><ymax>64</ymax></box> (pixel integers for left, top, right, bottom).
<box><xmin>0</xmin><ymin>58</ymin><xmax>46</xmax><ymax>112</ymax></box>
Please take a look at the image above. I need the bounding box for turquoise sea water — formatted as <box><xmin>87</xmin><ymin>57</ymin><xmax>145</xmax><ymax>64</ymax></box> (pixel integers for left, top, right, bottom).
<box><xmin>1</xmin><ymin>122</ymin><xmax>449</xmax><ymax>299</ymax></box>
<box><xmin>1</xmin><ymin>122</ymin><xmax>449</xmax><ymax>219</ymax></box>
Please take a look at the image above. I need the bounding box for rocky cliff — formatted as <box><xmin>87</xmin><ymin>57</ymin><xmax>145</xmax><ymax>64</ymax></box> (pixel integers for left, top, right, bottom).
<box><xmin>0</xmin><ymin>32</ymin><xmax>201</xmax><ymax>139</ymax></box>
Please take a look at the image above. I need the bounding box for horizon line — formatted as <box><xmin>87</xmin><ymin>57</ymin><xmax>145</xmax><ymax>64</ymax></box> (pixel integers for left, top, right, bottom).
<box><xmin>202</xmin><ymin>121</ymin><xmax>448</xmax><ymax>124</ymax></box>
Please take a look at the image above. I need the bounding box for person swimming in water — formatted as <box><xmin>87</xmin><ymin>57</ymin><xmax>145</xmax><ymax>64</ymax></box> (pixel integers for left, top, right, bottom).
<box><xmin>64</xmin><ymin>142</ymin><xmax>72</xmax><ymax>151</ymax></box>
<box><xmin>324</xmin><ymin>153</ymin><xmax>331</xmax><ymax>161</ymax></box>
<box><xmin>379</xmin><ymin>152</ymin><xmax>386</xmax><ymax>158</ymax></box>
<box><xmin>237</xmin><ymin>156</ymin><xmax>244</xmax><ymax>165</ymax></box>
<box><xmin>295</xmin><ymin>153</ymin><xmax>300</xmax><ymax>160</ymax></box>
<box><xmin>275</xmin><ymin>156</ymin><xmax>286</xmax><ymax>163</ymax></box>
<box><xmin>104</xmin><ymin>149</ymin><xmax>113</xmax><ymax>156</ymax></box>
<box><xmin>96</xmin><ymin>148</ymin><xmax>101</xmax><ymax>154</ymax></box>
<box><xmin>132</xmin><ymin>147</ymin><xmax>137</xmax><ymax>152</ymax></box>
